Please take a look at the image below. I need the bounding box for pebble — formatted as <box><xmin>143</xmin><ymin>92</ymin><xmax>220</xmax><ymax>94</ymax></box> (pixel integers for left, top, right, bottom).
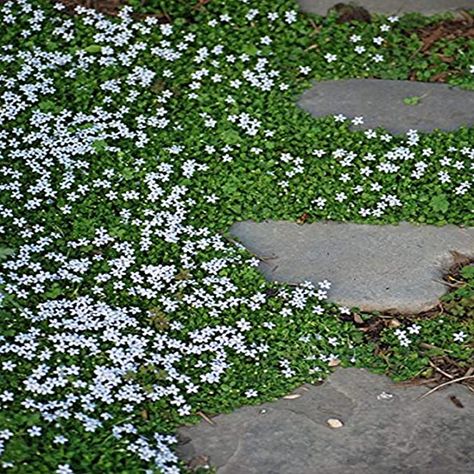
<box><xmin>327</xmin><ymin>418</ymin><xmax>344</xmax><ymax>429</ymax></box>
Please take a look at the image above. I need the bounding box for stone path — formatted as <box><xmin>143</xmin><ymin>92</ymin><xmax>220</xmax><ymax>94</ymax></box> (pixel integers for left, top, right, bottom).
<box><xmin>178</xmin><ymin>368</ymin><xmax>474</xmax><ymax>474</ymax></box>
<box><xmin>298</xmin><ymin>80</ymin><xmax>474</xmax><ymax>134</ymax></box>
<box><xmin>230</xmin><ymin>221</ymin><xmax>474</xmax><ymax>313</ymax></box>
<box><xmin>298</xmin><ymin>0</ymin><xmax>474</xmax><ymax>16</ymax></box>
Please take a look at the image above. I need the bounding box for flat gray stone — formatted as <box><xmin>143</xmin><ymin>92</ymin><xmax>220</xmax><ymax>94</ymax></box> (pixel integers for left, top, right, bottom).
<box><xmin>298</xmin><ymin>0</ymin><xmax>474</xmax><ymax>16</ymax></box>
<box><xmin>230</xmin><ymin>221</ymin><xmax>474</xmax><ymax>313</ymax></box>
<box><xmin>178</xmin><ymin>368</ymin><xmax>474</xmax><ymax>474</ymax></box>
<box><xmin>298</xmin><ymin>80</ymin><xmax>474</xmax><ymax>134</ymax></box>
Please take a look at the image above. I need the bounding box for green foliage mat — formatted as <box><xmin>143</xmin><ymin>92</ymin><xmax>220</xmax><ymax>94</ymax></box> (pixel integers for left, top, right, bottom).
<box><xmin>0</xmin><ymin>1</ymin><xmax>472</xmax><ymax>472</ymax></box>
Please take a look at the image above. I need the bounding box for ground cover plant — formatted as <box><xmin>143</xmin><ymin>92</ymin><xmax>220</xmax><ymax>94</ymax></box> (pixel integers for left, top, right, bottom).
<box><xmin>0</xmin><ymin>0</ymin><xmax>472</xmax><ymax>472</ymax></box>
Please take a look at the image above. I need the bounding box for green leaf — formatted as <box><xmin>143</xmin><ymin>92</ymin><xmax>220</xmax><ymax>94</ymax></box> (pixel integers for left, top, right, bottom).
<box><xmin>44</xmin><ymin>283</ymin><xmax>62</xmax><ymax>299</ymax></box>
<box><xmin>430</xmin><ymin>194</ymin><xmax>449</xmax><ymax>213</ymax></box>
<box><xmin>220</xmin><ymin>130</ymin><xmax>240</xmax><ymax>144</ymax></box>
<box><xmin>0</xmin><ymin>247</ymin><xmax>14</xmax><ymax>260</ymax></box>
<box><xmin>460</xmin><ymin>265</ymin><xmax>474</xmax><ymax>279</ymax></box>
<box><xmin>403</xmin><ymin>96</ymin><xmax>422</xmax><ymax>106</ymax></box>
<box><xmin>228</xmin><ymin>203</ymin><xmax>242</xmax><ymax>214</ymax></box>
<box><xmin>242</xmin><ymin>44</ymin><xmax>258</xmax><ymax>56</ymax></box>
<box><xmin>92</xmin><ymin>139</ymin><xmax>107</xmax><ymax>152</ymax></box>
<box><xmin>38</xmin><ymin>100</ymin><xmax>57</xmax><ymax>112</ymax></box>
<box><xmin>84</xmin><ymin>44</ymin><xmax>102</xmax><ymax>54</ymax></box>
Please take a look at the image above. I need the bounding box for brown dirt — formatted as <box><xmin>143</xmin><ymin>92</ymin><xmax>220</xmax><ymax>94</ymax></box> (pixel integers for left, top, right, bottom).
<box><xmin>416</xmin><ymin>11</ymin><xmax>474</xmax><ymax>54</ymax></box>
<box><xmin>329</xmin><ymin>3</ymin><xmax>372</xmax><ymax>24</ymax></box>
<box><xmin>55</xmin><ymin>0</ymin><xmax>129</xmax><ymax>16</ymax></box>
<box><xmin>406</xmin><ymin>11</ymin><xmax>474</xmax><ymax>83</ymax></box>
<box><xmin>54</xmin><ymin>0</ymin><xmax>211</xmax><ymax>20</ymax></box>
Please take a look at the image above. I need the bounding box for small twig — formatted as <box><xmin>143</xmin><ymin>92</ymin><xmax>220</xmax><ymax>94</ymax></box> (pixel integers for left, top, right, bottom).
<box><xmin>395</xmin><ymin>377</ymin><xmax>438</xmax><ymax>388</ymax></box>
<box><xmin>417</xmin><ymin>375</ymin><xmax>474</xmax><ymax>401</ymax></box>
<box><xmin>446</xmin><ymin>275</ymin><xmax>466</xmax><ymax>285</ymax></box>
<box><xmin>419</xmin><ymin>342</ymin><xmax>441</xmax><ymax>351</ymax></box>
<box><xmin>419</xmin><ymin>342</ymin><xmax>453</xmax><ymax>354</ymax></box>
<box><xmin>308</xmin><ymin>19</ymin><xmax>321</xmax><ymax>36</ymax></box>
<box><xmin>428</xmin><ymin>360</ymin><xmax>453</xmax><ymax>380</ymax></box>
<box><xmin>408</xmin><ymin>46</ymin><xmax>423</xmax><ymax>61</ymax></box>
<box><xmin>465</xmin><ymin>369</ymin><xmax>474</xmax><ymax>392</ymax></box>
<box><xmin>197</xmin><ymin>411</ymin><xmax>215</xmax><ymax>425</ymax></box>
<box><xmin>433</xmin><ymin>279</ymin><xmax>462</xmax><ymax>288</ymax></box>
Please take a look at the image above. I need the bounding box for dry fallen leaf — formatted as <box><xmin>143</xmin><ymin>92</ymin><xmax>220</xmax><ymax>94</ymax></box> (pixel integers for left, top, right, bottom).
<box><xmin>437</xmin><ymin>54</ymin><xmax>454</xmax><ymax>63</ymax></box>
<box><xmin>387</xmin><ymin>319</ymin><xmax>401</xmax><ymax>329</ymax></box>
<box><xmin>296</xmin><ymin>213</ymin><xmax>310</xmax><ymax>225</ymax></box>
<box><xmin>188</xmin><ymin>455</ymin><xmax>210</xmax><ymax>471</ymax></box>
<box><xmin>421</xmin><ymin>26</ymin><xmax>447</xmax><ymax>52</ymax></box>
<box><xmin>353</xmin><ymin>313</ymin><xmax>364</xmax><ymax>324</ymax></box>
<box><xmin>453</xmin><ymin>9</ymin><xmax>474</xmax><ymax>23</ymax></box>
<box><xmin>327</xmin><ymin>418</ymin><xmax>344</xmax><ymax>428</ymax></box>
<box><xmin>430</xmin><ymin>71</ymin><xmax>449</xmax><ymax>83</ymax></box>
<box><xmin>450</xmin><ymin>251</ymin><xmax>472</xmax><ymax>270</ymax></box>
<box><xmin>328</xmin><ymin>359</ymin><xmax>341</xmax><ymax>367</ymax></box>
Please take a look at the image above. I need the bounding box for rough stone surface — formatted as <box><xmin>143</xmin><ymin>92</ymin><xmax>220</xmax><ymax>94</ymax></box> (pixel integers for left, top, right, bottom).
<box><xmin>230</xmin><ymin>221</ymin><xmax>474</xmax><ymax>313</ymax></box>
<box><xmin>298</xmin><ymin>0</ymin><xmax>474</xmax><ymax>16</ymax></box>
<box><xmin>177</xmin><ymin>368</ymin><xmax>474</xmax><ymax>474</ymax></box>
<box><xmin>178</xmin><ymin>368</ymin><xmax>474</xmax><ymax>473</ymax></box>
<box><xmin>297</xmin><ymin>79</ymin><xmax>474</xmax><ymax>134</ymax></box>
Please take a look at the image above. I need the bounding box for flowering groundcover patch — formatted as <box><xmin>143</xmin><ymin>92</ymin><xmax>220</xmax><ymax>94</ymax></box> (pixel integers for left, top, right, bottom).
<box><xmin>0</xmin><ymin>1</ymin><xmax>472</xmax><ymax>472</ymax></box>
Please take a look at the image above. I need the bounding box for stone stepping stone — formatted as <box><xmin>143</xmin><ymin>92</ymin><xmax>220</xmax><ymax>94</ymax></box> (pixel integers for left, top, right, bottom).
<box><xmin>298</xmin><ymin>79</ymin><xmax>474</xmax><ymax>134</ymax></box>
<box><xmin>230</xmin><ymin>221</ymin><xmax>474</xmax><ymax>313</ymax></box>
<box><xmin>177</xmin><ymin>368</ymin><xmax>474</xmax><ymax>474</ymax></box>
<box><xmin>298</xmin><ymin>0</ymin><xmax>474</xmax><ymax>16</ymax></box>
